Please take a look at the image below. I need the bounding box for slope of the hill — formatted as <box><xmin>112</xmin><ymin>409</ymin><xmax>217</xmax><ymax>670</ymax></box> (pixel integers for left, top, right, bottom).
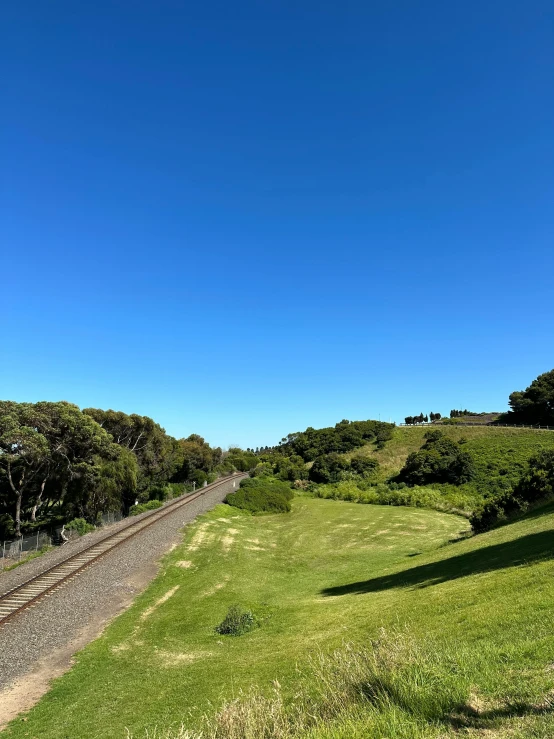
<box><xmin>356</xmin><ymin>425</ymin><xmax>553</xmax><ymax>482</ymax></box>
<box><xmin>4</xmin><ymin>494</ymin><xmax>554</xmax><ymax>738</ymax></box>
<box><xmin>334</xmin><ymin>425</ymin><xmax>554</xmax><ymax>514</ymax></box>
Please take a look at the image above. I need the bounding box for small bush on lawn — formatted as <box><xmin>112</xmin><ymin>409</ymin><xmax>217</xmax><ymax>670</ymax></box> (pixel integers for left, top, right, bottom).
<box><xmin>129</xmin><ymin>499</ymin><xmax>164</xmax><ymax>516</ymax></box>
<box><xmin>215</xmin><ymin>605</ymin><xmax>257</xmax><ymax>636</ymax></box>
<box><xmin>225</xmin><ymin>476</ymin><xmax>294</xmax><ymax>514</ymax></box>
<box><xmin>65</xmin><ymin>518</ymin><xmax>95</xmax><ymax>536</ymax></box>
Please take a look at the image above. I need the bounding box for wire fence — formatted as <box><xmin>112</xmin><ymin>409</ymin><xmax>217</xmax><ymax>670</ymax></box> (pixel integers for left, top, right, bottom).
<box><xmin>1</xmin><ymin>531</ymin><xmax>52</xmax><ymax>570</ymax></box>
<box><xmin>399</xmin><ymin>422</ymin><xmax>554</xmax><ymax>431</ymax></box>
<box><xmin>1</xmin><ymin>511</ymin><xmax>125</xmax><ymax>571</ymax></box>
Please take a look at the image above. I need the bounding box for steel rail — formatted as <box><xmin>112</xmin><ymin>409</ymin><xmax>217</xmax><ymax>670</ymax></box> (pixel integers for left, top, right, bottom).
<box><xmin>0</xmin><ymin>473</ymin><xmax>246</xmax><ymax>626</ymax></box>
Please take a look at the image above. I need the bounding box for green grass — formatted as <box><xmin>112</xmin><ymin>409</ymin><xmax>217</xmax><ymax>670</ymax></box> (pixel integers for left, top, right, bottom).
<box><xmin>5</xmin><ymin>491</ymin><xmax>554</xmax><ymax>738</ymax></box>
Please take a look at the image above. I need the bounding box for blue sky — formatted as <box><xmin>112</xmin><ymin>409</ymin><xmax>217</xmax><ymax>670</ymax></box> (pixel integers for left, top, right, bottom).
<box><xmin>3</xmin><ymin>1</ymin><xmax>553</xmax><ymax>448</ymax></box>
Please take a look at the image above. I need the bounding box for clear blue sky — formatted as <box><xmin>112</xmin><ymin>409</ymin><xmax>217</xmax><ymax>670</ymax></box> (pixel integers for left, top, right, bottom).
<box><xmin>3</xmin><ymin>1</ymin><xmax>553</xmax><ymax>448</ymax></box>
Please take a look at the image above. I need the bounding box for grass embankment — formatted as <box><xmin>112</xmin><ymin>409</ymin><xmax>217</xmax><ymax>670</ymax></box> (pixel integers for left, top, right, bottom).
<box><xmin>5</xmin><ymin>495</ymin><xmax>554</xmax><ymax>738</ymax></box>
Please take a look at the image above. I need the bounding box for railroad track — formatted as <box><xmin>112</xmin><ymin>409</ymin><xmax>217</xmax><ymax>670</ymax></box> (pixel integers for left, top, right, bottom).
<box><xmin>0</xmin><ymin>474</ymin><xmax>246</xmax><ymax>627</ymax></box>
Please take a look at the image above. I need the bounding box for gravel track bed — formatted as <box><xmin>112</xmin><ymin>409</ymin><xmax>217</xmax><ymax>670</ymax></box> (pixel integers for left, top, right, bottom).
<box><xmin>0</xmin><ymin>477</ymin><xmax>240</xmax><ymax>692</ymax></box>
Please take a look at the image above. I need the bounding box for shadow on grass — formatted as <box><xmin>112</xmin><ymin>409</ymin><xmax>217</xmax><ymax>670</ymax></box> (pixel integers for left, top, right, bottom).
<box><xmin>322</xmin><ymin>530</ymin><xmax>554</xmax><ymax>596</ymax></box>
<box><xmin>446</xmin><ymin>698</ymin><xmax>554</xmax><ymax>731</ymax></box>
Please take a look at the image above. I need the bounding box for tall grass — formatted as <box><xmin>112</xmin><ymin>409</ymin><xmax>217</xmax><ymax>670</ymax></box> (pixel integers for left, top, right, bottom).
<box><xmin>133</xmin><ymin>630</ymin><xmax>475</xmax><ymax>739</ymax></box>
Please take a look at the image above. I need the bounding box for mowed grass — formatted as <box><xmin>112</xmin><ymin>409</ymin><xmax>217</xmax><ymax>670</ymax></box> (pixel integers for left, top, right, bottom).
<box><xmin>3</xmin><ymin>499</ymin><xmax>465</xmax><ymax>739</ymax></box>
<box><xmin>6</xmin><ymin>495</ymin><xmax>554</xmax><ymax>738</ymax></box>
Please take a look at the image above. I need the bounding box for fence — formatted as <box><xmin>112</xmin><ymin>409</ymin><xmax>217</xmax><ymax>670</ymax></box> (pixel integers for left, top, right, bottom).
<box><xmin>1</xmin><ymin>511</ymin><xmax>125</xmax><ymax>570</ymax></box>
<box><xmin>399</xmin><ymin>422</ymin><xmax>554</xmax><ymax>430</ymax></box>
<box><xmin>1</xmin><ymin>531</ymin><xmax>52</xmax><ymax>570</ymax></box>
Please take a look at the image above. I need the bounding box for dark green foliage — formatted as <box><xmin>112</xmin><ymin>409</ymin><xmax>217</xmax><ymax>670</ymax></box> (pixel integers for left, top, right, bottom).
<box><xmin>471</xmin><ymin>450</ymin><xmax>554</xmax><ymax>532</ymax></box>
<box><xmin>309</xmin><ymin>453</ymin><xmax>351</xmax><ymax>483</ymax></box>
<box><xmin>224</xmin><ymin>448</ymin><xmax>259</xmax><ymax>472</ymax></box>
<box><xmin>172</xmin><ymin>434</ymin><xmax>222</xmax><ymax>483</ymax></box>
<box><xmin>349</xmin><ymin>455</ymin><xmax>379</xmax><ymax>478</ymax></box>
<box><xmin>65</xmin><ymin>518</ymin><xmax>95</xmax><ymax>536</ymax></box>
<box><xmin>226</xmin><ymin>476</ymin><xmax>294</xmax><ymax>514</ymax></box>
<box><xmin>450</xmin><ymin>409</ymin><xmax>478</xmax><ymax>418</ymax></box>
<box><xmin>502</xmin><ymin>369</ymin><xmax>554</xmax><ymax>425</ymax></box>
<box><xmin>399</xmin><ymin>430</ymin><xmax>474</xmax><ymax>486</ymax></box>
<box><xmin>83</xmin><ymin>408</ymin><xmax>180</xmax><ymax>490</ymax></box>
<box><xmin>215</xmin><ymin>605</ymin><xmax>257</xmax><ymax>636</ymax></box>
<box><xmin>0</xmin><ymin>400</ymin><xmax>130</xmax><ymax>536</ymax></box>
<box><xmin>282</xmin><ymin>419</ymin><xmax>394</xmax><ymax>462</ymax></box>
<box><xmin>0</xmin><ymin>400</ymin><xmax>223</xmax><ymax>538</ymax></box>
<box><xmin>129</xmin><ymin>499</ymin><xmax>164</xmax><ymax>516</ymax></box>
<box><xmin>309</xmin><ymin>453</ymin><xmax>380</xmax><ymax>484</ymax></box>
<box><xmin>142</xmin><ymin>483</ymin><xmax>173</xmax><ymax>502</ymax></box>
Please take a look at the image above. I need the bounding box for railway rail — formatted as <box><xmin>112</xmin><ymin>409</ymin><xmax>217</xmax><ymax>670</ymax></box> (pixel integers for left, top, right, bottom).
<box><xmin>0</xmin><ymin>473</ymin><xmax>246</xmax><ymax>627</ymax></box>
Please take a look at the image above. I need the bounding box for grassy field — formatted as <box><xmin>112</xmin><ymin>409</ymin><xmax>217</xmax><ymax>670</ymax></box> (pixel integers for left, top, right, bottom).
<box><xmin>5</xmin><ymin>491</ymin><xmax>554</xmax><ymax>738</ymax></box>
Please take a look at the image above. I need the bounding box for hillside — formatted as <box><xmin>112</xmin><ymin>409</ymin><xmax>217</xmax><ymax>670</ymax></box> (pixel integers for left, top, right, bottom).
<box><xmin>352</xmin><ymin>425</ymin><xmax>552</xmax><ymax>480</ymax></box>
<box><xmin>5</xmin><ymin>494</ymin><xmax>554</xmax><ymax>738</ymax></box>
<box><xmin>338</xmin><ymin>425</ymin><xmax>554</xmax><ymax>509</ymax></box>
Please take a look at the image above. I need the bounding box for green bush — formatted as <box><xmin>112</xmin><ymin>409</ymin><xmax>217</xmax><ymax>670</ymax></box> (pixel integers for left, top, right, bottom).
<box><xmin>471</xmin><ymin>449</ymin><xmax>554</xmax><ymax>532</ymax></box>
<box><xmin>215</xmin><ymin>605</ymin><xmax>257</xmax><ymax>636</ymax></box>
<box><xmin>129</xmin><ymin>499</ymin><xmax>164</xmax><ymax>516</ymax></box>
<box><xmin>226</xmin><ymin>476</ymin><xmax>294</xmax><ymax>514</ymax></box>
<box><xmin>315</xmin><ymin>481</ymin><xmax>476</xmax><ymax>515</ymax></box>
<box><xmin>349</xmin><ymin>455</ymin><xmax>379</xmax><ymax>478</ymax></box>
<box><xmin>146</xmin><ymin>483</ymin><xmax>173</xmax><ymax>501</ymax></box>
<box><xmin>399</xmin><ymin>430</ymin><xmax>474</xmax><ymax>486</ymax></box>
<box><xmin>309</xmin><ymin>453</ymin><xmax>351</xmax><ymax>483</ymax></box>
<box><xmin>65</xmin><ymin>518</ymin><xmax>96</xmax><ymax>536</ymax></box>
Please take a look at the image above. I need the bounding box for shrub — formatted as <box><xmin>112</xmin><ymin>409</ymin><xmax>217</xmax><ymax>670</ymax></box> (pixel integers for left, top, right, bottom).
<box><xmin>215</xmin><ymin>605</ymin><xmax>257</xmax><ymax>636</ymax></box>
<box><xmin>349</xmin><ymin>455</ymin><xmax>379</xmax><ymax>478</ymax></box>
<box><xmin>309</xmin><ymin>453</ymin><xmax>351</xmax><ymax>483</ymax></box>
<box><xmin>129</xmin><ymin>499</ymin><xmax>164</xmax><ymax>516</ymax></box>
<box><xmin>226</xmin><ymin>477</ymin><xmax>294</xmax><ymax>514</ymax></box>
<box><xmin>471</xmin><ymin>449</ymin><xmax>554</xmax><ymax>532</ymax></box>
<box><xmin>399</xmin><ymin>431</ymin><xmax>474</xmax><ymax>486</ymax></box>
<box><xmin>147</xmin><ymin>483</ymin><xmax>173</xmax><ymax>501</ymax></box>
<box><xmin>315</xmin><ymin>481</ymin><xmax>476</xmax><ymax>515</ymax></box>
<box><xmin>65</xmin><ymin>518</ymin><xmax>95</xmax><ymax>536</ymax></box>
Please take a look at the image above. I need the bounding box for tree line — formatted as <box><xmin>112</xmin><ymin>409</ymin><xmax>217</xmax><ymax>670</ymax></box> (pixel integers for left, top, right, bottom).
<box><xmin>404</xmin><ymin>413</ymin><xmax>442</xmax><ymax>425</ymax></box>
<box><xmin>0</xmin><ymin>401</ymin><xmax>231</xmax><ymax>538</ymax></box>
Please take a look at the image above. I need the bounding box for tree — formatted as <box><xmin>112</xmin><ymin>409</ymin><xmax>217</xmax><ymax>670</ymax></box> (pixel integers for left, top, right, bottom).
<box><xmin>309</xmin><ymin>453</ymin><xmax>350</xmax><ymax>483</ymax></box>
<box><xmin>0</xmin><ymin>402</ymin><xmax>50</xmax><ymax>536</ymax></box>
<box><xmin>399</xmin><ymin>430</ymin><xmax>474</xmax><ymax>486</ymax></box>
<box><xmin>506</xmin><ymin>369</ymin><xmax>554</xmax><ymax>425</ymax></box>
<box><xmin>0</xmin><ymin>402</ymin><xmax>116</xmax><ymax>535</ymax></box>
<box><xmin>83</xmin><ymin>408</ymin><xmax>180</xmax><ymax>489</ymax></box>
<box><xmin>173</xmin><ymin>435</ymin><xmax>222</xmax><ymax>482</ymax></box>
<box><xmin>349</xmin><ymin>455</ymin><xmax>379</xmax><ymax>478</ymax></box>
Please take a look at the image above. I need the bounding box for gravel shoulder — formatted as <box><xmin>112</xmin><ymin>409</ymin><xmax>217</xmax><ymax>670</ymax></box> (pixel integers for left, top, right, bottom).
<box><xmin>0</xmin><ymin>477</ymin><xmax>241</xmax><ymax>730</ymax></box>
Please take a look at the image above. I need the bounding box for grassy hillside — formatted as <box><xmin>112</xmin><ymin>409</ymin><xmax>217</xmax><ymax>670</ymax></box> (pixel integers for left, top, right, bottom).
<box><xmin>6</xmin><ymin>495</ymin><xmax>554</xmax><ymax>738</ymax></box>
<box><xmin>354</xmin><ymin>425</ymin><xmax>554</xmax><ymax>483</ymax></box>
<box><xmin>339</xmin><ymin>426</ymin><xmax>554</xmax><ymax>513</ymax></box>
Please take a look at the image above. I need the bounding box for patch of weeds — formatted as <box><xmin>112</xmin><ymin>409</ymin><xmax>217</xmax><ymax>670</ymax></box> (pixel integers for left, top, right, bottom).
<box><xmin>215</xmin><ymin>605</ymin><xmax>258</xmax><ymax>636</ymax></box>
